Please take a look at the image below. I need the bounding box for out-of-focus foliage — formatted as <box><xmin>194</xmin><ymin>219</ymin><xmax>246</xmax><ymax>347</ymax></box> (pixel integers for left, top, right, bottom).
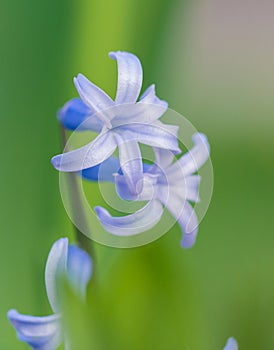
<box><xmin>0</xmin><ymin>0</ymin><xmax>274</xmax><ymax>349</ymax></box>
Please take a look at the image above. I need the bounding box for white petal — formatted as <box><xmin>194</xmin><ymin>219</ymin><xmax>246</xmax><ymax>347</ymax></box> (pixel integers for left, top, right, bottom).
<box><xmin>115</xmin><ymin>133</ymin><xmax>143</xmax><ymax>195</ymax></box>
<box><xmin>178</xmin><ymin>201</ymin><xmax>199</xmax><ymax>248</ymax></box>
<box><xmin>153</xmin><ymin>147</ymin><xmax>174</xmax><ymax>169</ymax></box>
<box><xmin>165</xmin><ymin>174</ymin><xmax>200</xmax><ymax>203</ymax></box>
<box><xmin>120</xmin><ymin>121</ymin><xmax>180</xmax><ymax>153</ymax></box>
<box><xmin>45</xmin><ymin>238</ymin><xmax>68</xmax><ymax>313</ymax></box>
<box><xmin>223</xmin><ymin>338</ymin><xmax>238</xmax><ymax>350</ymax></box>
<box><xmin>74</xmin><ymin>74</ymin><xmax>114</xmax><ymax>127</ymax></box>
<box><xmin>184</xmin><ymin>175</ymin><xmax>201</xmax><ymax>202</ymax></box>
<box><xmin>158</xmin><ymin>189</ymin><xmax>198</xmax><ymax>248</ymax></box>
<box><xmin>167</xmin><ymin>132</ymin><xmax>210</xmax><ymax>177</ymax></box>
<box><xmin>109</xmin><ymin>51</ymin><xmax>143</xmax><ymax>104</ymax></box>
<box><xmin>51</xmin><ymin>131</ymin><xmax>117</xmax><ymax>172</ymax></box>
<box><xmin>139</xmin><ymin>84</ymin><xmax>168</xmax><ymax>109</ymax></box>
<box><xmin>8</xmin><ymin>310</ymin><xmax>62</xmax><ymax>350</ymax></box>
<box><xmin>95</xmin><ymin>200</ymin><xmax>163</xmax><ymax>236</ymax></box>
<box><xmin>111</xmin><ymin>102</ymin><xmax>168</xmax><ymax>127</ymax></box>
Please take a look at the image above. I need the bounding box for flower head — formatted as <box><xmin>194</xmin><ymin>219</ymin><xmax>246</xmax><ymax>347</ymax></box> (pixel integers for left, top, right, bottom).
<box><xmin>95</xmin><ymin>133</ymin><xmax>210</xmax><ymax>248</ymax></box>
<box><xmin>52</xmin><ymin>51</ymin><xmax>180</xmax><ymax>195</ymax></box>
<box><xmin>8</xmin><ymin>238</ymin><xmax>92</xmax><ymax>350</ymax></box>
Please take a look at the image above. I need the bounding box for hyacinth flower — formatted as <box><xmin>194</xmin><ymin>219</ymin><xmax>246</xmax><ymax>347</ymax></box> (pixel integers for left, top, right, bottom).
<box><xmin>223</xmin><ymin>337</ymin><xmax>238</xmax><ymax>350</ymax></box>
<box><xmin>95</xmin><ymin>133</ymin><xmax>210</xmax><ymax>248</ymax></box>
<box><xmin>8</xmin><ymin>238</ymin><xmax>92</xmax><ymax>350</ymax></box>
<box><xmin>51</xmin><ymin>51</ymin><xmax>180</xmax><ymax>194</ymax></box>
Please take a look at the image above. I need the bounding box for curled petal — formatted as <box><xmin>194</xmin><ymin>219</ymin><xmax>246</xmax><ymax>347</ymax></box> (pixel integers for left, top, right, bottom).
<box><xmin>67</xmin><ymin>245</ymin><xmax>92</xmax><ymax>300</ymax></box>
<box><xmin>178</xmin><ymin>201</ymin><xmax>199</xmax><ymax>249</ymax></box>
<box><xmin>168</xmin><ymin>133</ymin><xmax>210</xmax><ymax>177</ymax></box>
<box><xmin>139</xmin><ymin>84</ymin><xmax>168</xmax><ymax>109</ymax></box>
<box><xmin>95</xmin><ymin>200</ymin><xmax>163</xmax><ymax>236</ymax></box>
<box><xmin>109</xmin><ymin>51</ymin><xmax>143</xmax><ymax>104</ymax></box>
<box><xmin>45</xmin><ymin>238</ymin><xmax>68</xmax><ymax>313</ymax></box>
<box><xmin>159</xmin><ymin>189</ymin><xmax>198</xmax><ymax>248</ymax></box>
<box><xmin>81</xmin><ymin>156</ymin><xmax>120</xmax><ymax>182</ymax></box>
<box><xmin>57</xmin><ymin>98</ymin><xmax>103</xmax><ymax>132</ymax></box>
<box><xmin>120</xmin><ymin>121</ymin><xmax>180</xmax><ymax>154</ymax></box>
<box><xmin>223</xmin><ymin>338</ymin><xmax>238</xmax><ymax>350</ymax></box>
<box><xmin>115</xmin><ymin>173</ymin><xmax>158</xmax><ymax>201</ymax></box>
<box><xmin>115</xmin><ymin>133</ymin><xmax>143</xmax><ymax>195</ymax></box>
<box><xmin>51</xmin><ymin>131</ymin><xmax>117</xmax><ymax>172</ymax></box>
<box><xmin>74</xmin><ymin>74</ymin><xmax>114</xmax><ymax>127</ymax></box>
<box><xmin>7</xmin><ymin>310</ymin><xmax>62</xmax><ymax>350</ymax></box>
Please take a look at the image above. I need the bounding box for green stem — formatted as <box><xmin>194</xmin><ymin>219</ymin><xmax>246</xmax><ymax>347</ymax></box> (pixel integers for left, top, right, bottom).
<box><xmin>59</xmin><ymin>124</ymin><xmax>93</xmax><ymax>256</ymax></box>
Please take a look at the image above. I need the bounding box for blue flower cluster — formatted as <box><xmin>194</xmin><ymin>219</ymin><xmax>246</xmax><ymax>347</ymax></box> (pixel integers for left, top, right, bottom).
<box><xmin>52</xmin><ymin>51</ymin><xmax>210</xmax><ymax>248</ymax></box>
<box><xmin>7</xmin><ymin>51</ymin><xmax>237</xmax><ymax>349</ymax></box>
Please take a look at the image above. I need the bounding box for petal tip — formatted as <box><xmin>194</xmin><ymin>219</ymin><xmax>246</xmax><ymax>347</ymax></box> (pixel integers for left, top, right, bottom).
<box><xmin>51</xmin><ymin>155</ymin><xmax>62</xmax><ymax>170</ymax></box>
<box><xmin>180</xmin><ymin>235</ymin><xmax>196</xmax><ymax>249</ymax></box>
<box><xmin>94</xmin><ymin>205</ymin><xmax>108</xmax><ymax>218</ymax></box>
<box><xmin>109</xmin><ymin>51</ymin><xmax>116</xmax><ymax>59</ymax></box>
<box><xmin>7</xmin><ymin>309</ymin><xmax>17</xmax><ymax>321</ymax></box>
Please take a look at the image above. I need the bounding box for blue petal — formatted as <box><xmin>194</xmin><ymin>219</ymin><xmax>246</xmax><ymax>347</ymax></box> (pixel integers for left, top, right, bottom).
<box><xmin>115</xmin><ymin>173</ymin><xmax>158</xmax><ymax>201</ymax></box>
<box><xmin>95</xmin><ymin>200</ymin><xmax>163</xmax><ymax>236</ymax></box>
<box><xmin>117</xmin><ymin>161</ymin><xmax>152</xmax><ymax>176</ymax></box>
<box><xmin>167</xmin><ymin>133</ymin><xmax>210</xmax><ymax>177</ymax></box>
<box><xmin>67</xmin><ymin>245</ymin><xmax>92</xmax><ymax>300</ymax></box>
<box><xmin>223</xmin><ymin>338</ymin><xmax>238</xmax><ymax>350</ymax></box>
<box><xmin>45</xmin><ymin>238</ymin><xmax>68</xmax><ymax>313</ymax></box>
<box><xmin>139</xmin><ymin>84</ymin><xmax>168</xmax><ymax>109</ymax></box>
<box><xmin>184</xmin><ymin>175</ymin><xmax>201</xmax><ymax>203</ymax></box>
<box><xmin>178</xmin><ymin>201</ymin><xmax>199</xmax><ymax>249</ymax></box>
<box><xmin>81</xmin><ymin>156</ymin><xmax>120</xmax><ymax>182</ymax></box>
<box><xmin>111</xmin><ymin>102</ymin><xmax>168</xmax><ymax>127</ymax></box>
<box><xmin>81</xmin><ymin>157</ymin><xmax>152</xmax><ymax>183</ymax></box>
<box><xmin>51</xmin><ymin>131</ymin><xmax>117</xmax><ymax>172</ymax></box>
<box><xmin>158</xmin><ymin>189</ymin><xmax>198</xmax><ymax>249</ymax></box>
<box><xmin>120</xmin><ymin>121</ymin><xmax>180</xmax><ymax>154</ymax></box>
<box><xmin>58</xmin><ymin>98</ymin><xmax>103</xmax><ymax>132</ymax></box>
<box><xmin>7</xmin><ymin>310</ymin><xmax>62</xmax><ymax>350</ymax></box>
<box><xmin>74</xmin><ymin>74</ymin><xmax>114</xmax><ymax>127</ymax></box>
<box><xmin>115</xmin><ymin>133</ymin><xmax>143</xmax><ymax>195</ymax></box>
<box><xmin>109</xmin><ymin>51</ymin><xmax>143</xmax><ymax>104</ymax></box>
<box><xmin>153</xmin><ymin>148</ymin><xmax>174</xmax><ymax>169</ymax></box>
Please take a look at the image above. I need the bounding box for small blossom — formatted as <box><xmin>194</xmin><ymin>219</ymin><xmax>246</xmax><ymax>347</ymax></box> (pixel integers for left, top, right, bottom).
<box><xmin>223</xmin><ymin>337</ymin><xmax>238</xmax><ymax>350</ymax></box>
<box><xmin>52</xmin><ymin>51</ymin><xmax>180</xmax><ymax>194</ymax></box>
<box><xmin>8</xmin><ymin>238</ymin><xmax>92</xmax><ymax>350</ymax></box>
<box><xmin>95</xmin><ymin>133</ymin><xmax>210</xmax><ymax>248</ymax></box>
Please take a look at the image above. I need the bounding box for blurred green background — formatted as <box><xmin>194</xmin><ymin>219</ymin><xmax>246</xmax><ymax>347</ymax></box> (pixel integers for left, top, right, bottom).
<box><xmin>1</xmin><ymin>0</ymin><xmax>274</xmax><ymax>348</ymax></box>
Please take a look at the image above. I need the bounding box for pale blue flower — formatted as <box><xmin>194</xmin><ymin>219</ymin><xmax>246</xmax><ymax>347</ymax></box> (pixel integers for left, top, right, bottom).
<box><xmin>52</xmin><ymin>51</ymin><xmax>180</xmax><ymax>194</ymax></box>
<box><xmin>95</xmin><ymin>133</ymin><xmax>210</xmax><ymax>248</ymax></box>
<box><xmin>223</xmin><ymin>337</ymin><xmax>238</xmax><ymax>350</ymax></box>
<box><xmin>8</xmin><ymin>238</ymin><xmax>92</xmax><ymax>350</ymax></box>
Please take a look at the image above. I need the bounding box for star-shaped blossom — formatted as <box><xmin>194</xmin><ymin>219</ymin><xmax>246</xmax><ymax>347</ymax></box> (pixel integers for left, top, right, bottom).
<box><xmin>8</xmin><ymin>238</ymin><xmax>92</xmax><ymax>350</ymax></box>
<box><xmin>51</xmin><ymin>51</ymin><xmax>180</xmax><ymax>194</ymax></box>
<box><xmin>223</xmin><ymin>337</ymin><xmax>238</xmax><ymax>350</ymax></box>
<box><xmin>94</xmin><ymin>133</ymin><xmax>210</xmax><ymax>248</ymax></box>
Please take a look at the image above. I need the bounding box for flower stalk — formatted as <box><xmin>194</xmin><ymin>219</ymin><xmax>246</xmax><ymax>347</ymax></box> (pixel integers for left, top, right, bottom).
<box><xmin>59</xmin><ymin>124</ymin><xmax>92</xmax><ymax>256</ymax></box>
